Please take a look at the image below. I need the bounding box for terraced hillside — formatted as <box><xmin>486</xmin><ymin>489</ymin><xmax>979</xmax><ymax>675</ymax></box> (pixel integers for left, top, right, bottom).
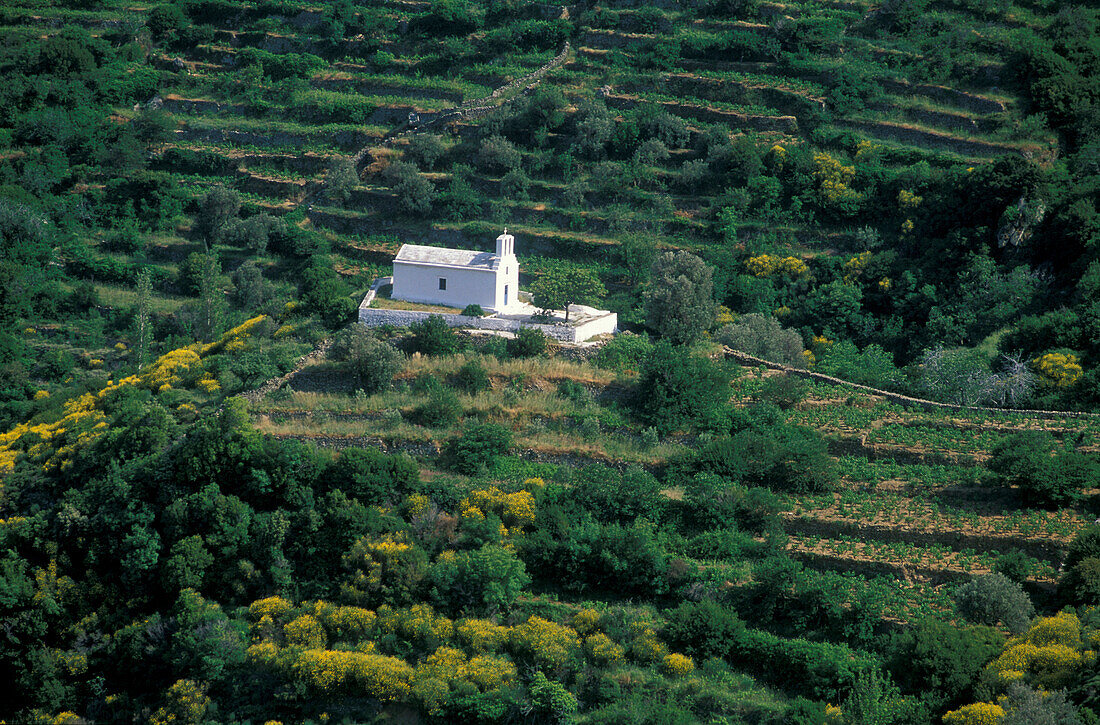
<box><xmin>42</xmin><ymin>0</ymin><xmax>1090</xmax><ymax>402</ymax></box>
<box><xmin>3</xmin><ymin>0</ymin><xmax>1100</xmax><ymax>722</ymax></box>
<box><xmin>247</xmin><ymin>341</ymin><xmax>1100</xmax><ymax>623</ymax></box>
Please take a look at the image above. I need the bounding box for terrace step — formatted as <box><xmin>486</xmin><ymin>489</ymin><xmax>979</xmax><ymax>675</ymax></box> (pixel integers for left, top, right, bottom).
<box><xmin>873</xmin><ymin>102</ymin><xmax>999</xmax><ymax>135</ymax></box>
<box><xmin>235</xmin><ymin>152</ymin><xmax>339</xmax><ymax>174</ymax></box>
<box><xmin>784</xmin><ymin>514</ymin><xmax>1068</xmax><ymax>564</ymax></box>
<box><xmin>838</xmin><ymin>119</ymin><xmax>1024</xmax><ymax>157</ymax></box>
<box><xmin>655</xmin><ymin>73</ymin><xmax>826</xmax><ymax>116</ymax></box>
<box><xmin>581</xmin><ymin>29</ymin><xmax>656</xmax><ymax>50</ymax></box>
<box><xmin>310</xmin><ymin>77</ymin><xmax>467</xmax><ymax>103</ymax></box>
<box><xmin>173</xmin><ymin>125</ymin><xmax>379</xmax><ymax>151</ymax></box>
<box><xmin>162</xmin><ymin>96</ymin><xmax>249</xmax><ymax>116</ymax></box>
<box><xmin>879</xmin><ymin>78</ymin><xmax>1009</xmax><ymax>114</ymax></box>
<box><xmin>789</xmin><ymin>548</ymin><xmax>979</xmax><ymax>585</ymax></box>
<box><xmin>604</xmin><ymin>93</ymin><xmax>798</xmax><ymax>132</ymax></box>
<box><xmin>826</xmin><ymin>434</ymin><xmax>984</xmax><ymax>467</ymax></box>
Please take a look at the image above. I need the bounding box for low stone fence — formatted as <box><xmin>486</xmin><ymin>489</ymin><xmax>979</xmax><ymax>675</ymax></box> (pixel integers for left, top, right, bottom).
<box><xmin>724</xmin><ymin>348</ymin><xmax>1100</xmax><ymax>420</ymax></box>
<box><xmin>358</xmin><ymin>282</ymin><xmax>617</xmax><ymax>343</ymax></box>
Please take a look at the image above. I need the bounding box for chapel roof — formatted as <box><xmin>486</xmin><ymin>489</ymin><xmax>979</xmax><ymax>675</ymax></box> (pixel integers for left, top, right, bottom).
<box><xmin>394</xmin><ymin>244</ymin><xmax>500</xmax><ymax>270</ymax></box>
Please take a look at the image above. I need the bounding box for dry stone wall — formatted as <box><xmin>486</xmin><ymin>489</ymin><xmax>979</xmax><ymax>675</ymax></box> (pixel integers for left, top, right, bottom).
<box><xmin>724</xmin><ymin>348</ymin><xmax>1100</xmax><ymax>420</ymax></box>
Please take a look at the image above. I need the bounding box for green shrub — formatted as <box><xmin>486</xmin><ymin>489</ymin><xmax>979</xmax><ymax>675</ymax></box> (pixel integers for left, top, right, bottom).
<box><xmin>714</xmin><ymin>314</ymin><xmax>806</xmax><ymax>367</ymax></box>
<box><xmin>444</xmin><ymin>422</ymin><xmax>513</xmax><ymax>475</ymax></box>
<box><xmin>428</xmin><ymin>543</ymin><xmax>529</xmax><ymax>614</ymax></box>
<box><xmin>756</xmin><ymin>374</ymin><xmax>807</xmax><ymax>410</ymax></box>
<box><xmin>993</xmin><ymin>551</ymin><xmax>1034</xmax><ymax>583</ymax></box>
<box><xmin>954</xmin><ymin>573</ymin><xmax>1034</xmax><ymax>634</ymax></box>
<box><xmin>680</xmin><ymin>426</ymin><xmax>835</xmax><ymax>493</ymax></box>
<box><xmin>331</xmin><ymin>326</ymin><xmax>404</xmax><ymax>394</ymax></box>
<box><xmin>521</xmin><ymin>519</ymin><xmax>670</xmax><ymax>598</ymax></box>
<box><xmin>461</xmin><ymin>303</ymin><xmax>485</xmax><ymax>317</ymax></box>
<box><xmin>506</xmin><ymin>327</ymin><xmax>547</xmax><ymax>358</ymax></box>
<box><xmin>594</xmin><ymin>333</ymin><xmax>653</xmax><ymax>371</ymax></box>
<box><xmin>683</xmin><ymin>473</ymin><xmax>780</xmax><ymax>535</ymax></box>
<box><xmin>409</xmin><ymin>385</ymin><xmax>462</xmax><ymax>427</ymax></box>
<box><xmin>570</xmin><ymin>465</ymin><xmax>664</xmax><ymax>524</ymax></box>
<box><xmin>665</xmin><ymin>601</ymin><xmax>878</xmax><ymax>701</ymax></box>
<box><xmin>409</xmin><ymin>315</ymin><xmax>460</xmax><ymax>356</ymax></box>
<box><xmin>885</xmin><ymin>618</ymin><xmax>1001</xmax><ymax>711</ymax></box>
<box><xmin>450</xmin><ymin>358</ymin><xmax>490</xmax><ymax>394</ymax></box>
<box><xmin>989</xmin><ymin>430</ymin><xmax>1097</xmax><ymax>508</ymax></box>
<box><xmin>324</xmin><ymin>447</ymin><xmax>420</xmax><ymax>504</ymax></box>
<box><xmin>1059</xmin><ymin>525</ymin><xmax>1100</xmax><ymax>605</ymax></box>
<box><xmin>634</xmin><ymin>342</ymin><xmax>728</xmax><ymax>434</ymax></box>
<box><xmin>556</xmin><ymin>379</ymin><xmax>591</xmax><ymax>406</ymax></box>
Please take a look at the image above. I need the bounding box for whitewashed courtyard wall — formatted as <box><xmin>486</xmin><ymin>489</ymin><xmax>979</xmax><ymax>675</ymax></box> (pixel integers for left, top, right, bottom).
<box><xmin>358</xmin><ymin>288</ymin><xmax>617</xmax><ymax>343</ymax></box>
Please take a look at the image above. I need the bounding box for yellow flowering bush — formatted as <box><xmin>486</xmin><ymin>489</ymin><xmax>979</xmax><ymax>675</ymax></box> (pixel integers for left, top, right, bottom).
<box><xmin>0</xmin><ymin>384</ymin><xmax>120</xmax><ymax>475</ymax></box>
<box><xmin>584</xmin><ymin>633</ymin><xmax>625</xmax><ymax>665</ymax></box>
<box><xmin>341</xmin><ymin>533</ymin><xmax>425</xmax><ymax>604</ymax></box>
<box><xmin>942</xmin><ymin>702</ymin><xmax>1005</xmax><ymax>725</ymax></box>
<box><xmin>1032</xmin><ymin>352</ymin><xmax>1083</xmax><ymax>388</ymax></box>
<box><xmin>140</xmin><ymin>348</ymin><xmax>202</xmax><ymax>392</ymax></box>
<box><xmin>842</xmin><ymin>252</ymin><xmax>873</xmax><ymax>283</ymax></box>
<box><xmin>195</xmin><ymin>374</ymin><xmax>221</xmax><ymax>394</ymax></box>
<box><xmin>878</xmin><ymin>277</ymin><xmax>892</xmax><ymax>291</ymax></box>
<box><xmin>522</xmin><ymin>477</ymin><xmax>546</xmax><ymax>493</ymax></box>
<box><xmin>570</xmin><ymin>608</ymin><xmax>601</xmax><ymax>635</ymax></box>
<box><xmin>250</xmin><ymin>596</ymin><xmax>294</xmax><ymax>623</ymax></box>
<box><xmin>33</xmin><ymin>390</ymin><xmax>49</xmax><ymax>400</ymax></box>
<box><xmin>376</xmin><ymin>604</ymin><xmax>454</xmax><ymax>649</ymax></box>
<box><xmin>285</xmin><ymin>614</ymin><xmax>327</xmax><ymax>649</ymax></box>
<box><xmin>293</xmin><ymin>649</ymin><xmax>414</xmax><ymax>701</ymax></box>
<box><xmin>315</xmin><ymin>604</ymin><xmax>377</xmax><ymax>643</ymax></box>
<box><xmin>200</xmin><ymin>315</ymin><xmax>269</xmax><ymax>356</ymax></box>
<box><xmin>662</xmin><ymin>653</ymin><xmax>695</xmax><ymax>677</ymax></box>
<box><xmin>813</xmin><ymin>152</ymin><xmax>861</xmax><ymax>209</ymax></box>
<box><xmin>247</xmin><ymin>641</ymin><xmax>280</xmax><ymax>665</ymax></box>
<box><xmin>628</xmin><ymin>622</ymin><xmax>666</xmax><ymax>663</ymax></box>
<box><xmin>461</xmin><ymin>487</ymin><xmax>537</xmax><ymax>529</ymax></box>
<box><xmin>151</xmin><ymin>679</ymin><xmax>210</xmax><ymax>725</ymax></box>
<box><xmin>745</xmin><ymin>254</ymin><xmax>808</xmax><ymax>278</ymax></box>
<box><xmin>769</xmin><ymin>144</ymin><xmax>788</xmax><ymax>170</ymax></box>
<box><xmin>456</xmin><ymin>618</ymin><xmax>510</xmax><ymax>652</ymax></box>
<box><xmin>404</xmin><ymin>493</ymin><xmax>430</xmax><ymax>518</ymax></box>
<box><xmin>855</xmin><ymin>140</ymin><xmax>877</xmax><ymax>157</ymax></box>
<box><xmin>987</xmin><ymin>612</ymin><xmax>1094</xmax><ymax>689</ymax></box>
<box><xmin>509</xmin><ymin>616</ymin><xmax>581</xmax><ymax>669</ymax></box>
<box><xmin>898</xmin><ymin>189</ymin><xmax>923</xmax><ymax>209</ymax></box>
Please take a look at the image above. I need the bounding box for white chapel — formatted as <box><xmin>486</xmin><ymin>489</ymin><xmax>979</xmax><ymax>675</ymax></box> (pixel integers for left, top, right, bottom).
<box><xmin>391</xmin><ymin>230</ymin><xmax>521</xmax><ymax>313</ymax></box>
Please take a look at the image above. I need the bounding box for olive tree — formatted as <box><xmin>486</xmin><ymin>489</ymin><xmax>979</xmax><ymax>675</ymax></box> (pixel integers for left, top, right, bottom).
<box><xmin>531</xmin><ymin>267</ymin><xmax>606</xmax><ymax>321</ymax></box>
<box><xmin>643</xmin><ymin>251</ymin><xmax>716</xmax><ymax>345</ymax></box>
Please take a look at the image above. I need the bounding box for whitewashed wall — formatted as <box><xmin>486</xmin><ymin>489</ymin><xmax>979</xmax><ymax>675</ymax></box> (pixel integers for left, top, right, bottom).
<box><xmin>358</xmin><ymin>301</ymin><xmax>618</xmax><ymax>343</ymax></box>
<box><xmin>392</xmin><ymin>262</ymin><xmax>498</xmax><ymax>311</ymax></box>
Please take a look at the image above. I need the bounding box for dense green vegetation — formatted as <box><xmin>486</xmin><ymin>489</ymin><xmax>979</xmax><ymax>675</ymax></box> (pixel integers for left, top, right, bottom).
<box><xmin>1</xmin><ymin>0</ymin><xmax>1099</xmax><ymax>722</ymax></box>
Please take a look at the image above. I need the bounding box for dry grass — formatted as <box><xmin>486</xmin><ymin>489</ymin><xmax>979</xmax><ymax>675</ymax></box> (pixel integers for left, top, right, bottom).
<box><xmin>400</xmin><ymin>352</ymin><xmax>621</xmax><ymax>386</ymax></box>
<box><xmin>370</xmin><ymin>297</ymin><xmax>464</xmax><ymax>314</ymax></box>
